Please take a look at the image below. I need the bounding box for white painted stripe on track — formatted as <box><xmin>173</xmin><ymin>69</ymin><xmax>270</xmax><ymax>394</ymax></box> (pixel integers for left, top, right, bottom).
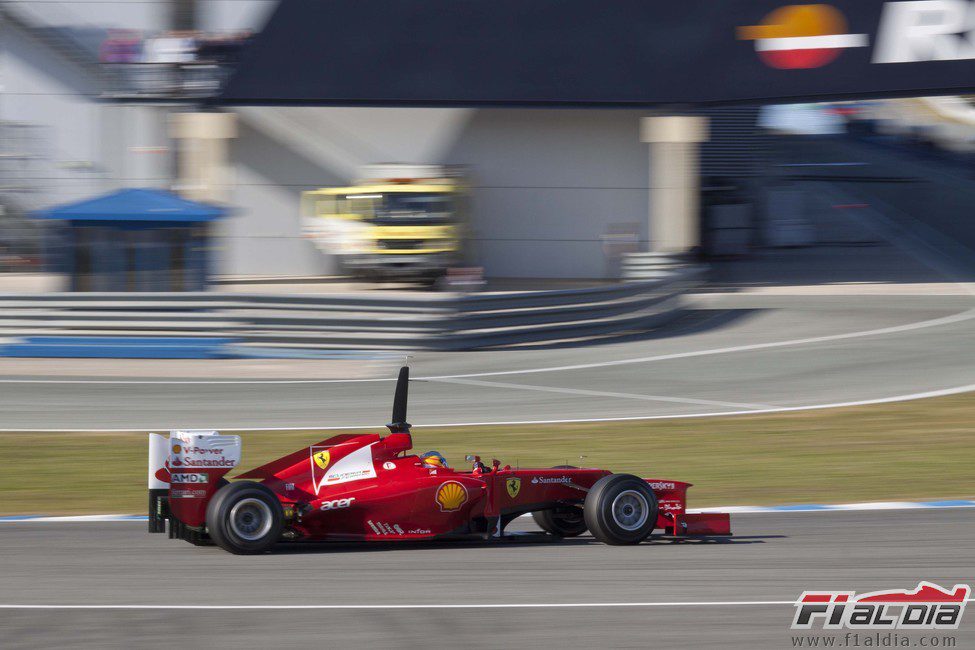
<box><xmin>690</xmin><ymin>501</ymin><xmax>975</xmax><ymax>514</ymax></box>
<box><xmin>0</xmin><ymin>515</ymin><xmax>145</xmax><ymax>523</ymax></box>
<box><xmin>2</xmin><ymin>599</ymin><xmax>974</xmax><ymax>610</ymax></box>
<box><xmin>422</xmin><ymin>308</ymin><xmax>975</xmax><ymax>381</ymax></box>
<box><xmin>0</xmin><ymin>601</ymin><xmax>805</xmax><ymax>610</ymax></box>
<box><xmin>4</xmin><ymin>500</ymin><xmax>973</xmax><ymax>523</ymax></box>
<box><xmin>429</xmin><ymin>377</ymin><xmax>775</xmax><ymax>410</ymax></box>
<box><xmin>2</xmin><ymin>183</ymin><xmax>974</xmax><ymax>431</ymax></box>
<box><xmin>0</xmin><ymin>305</ymin><xmax>972</xmax><ymax>388</ymax></box>
<box><xmin>5</xmin><ymin>380</ymin><xmax>974</xmax><ymax>431</ymax></box>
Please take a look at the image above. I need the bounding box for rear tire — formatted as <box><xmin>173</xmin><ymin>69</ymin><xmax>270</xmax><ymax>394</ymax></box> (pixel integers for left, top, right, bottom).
<box><xmin>184</xmin><ymin>478</ymin><xmax>230</xmax><ymax>546</ymax></box>
<box><xmin>583</xmin><ymin>474</ymin><xmax>658</xmax><ymax>545</ymax></box>
<box><xmin>533</xmin><ymin>506</ymin><xmax>587</xmax><ymax>537</ymax></box>
<box><xmin>205</xmin><ymin>481</ymin><xmax>283</xmax><ymax>554</ymax></box>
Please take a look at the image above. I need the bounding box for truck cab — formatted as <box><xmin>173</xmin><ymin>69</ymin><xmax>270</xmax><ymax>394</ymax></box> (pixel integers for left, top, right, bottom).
<box><xmin>302</xmin><ymin>164</ymin><xmax>467</xmax><ymax>283</ymax></box>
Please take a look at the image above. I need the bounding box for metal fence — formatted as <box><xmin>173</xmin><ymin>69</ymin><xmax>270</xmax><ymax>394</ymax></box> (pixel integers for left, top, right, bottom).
<box><xmin>100</xmin><ymin>63</ymin><xmax>232</xmax><ymax>100</ymax></box>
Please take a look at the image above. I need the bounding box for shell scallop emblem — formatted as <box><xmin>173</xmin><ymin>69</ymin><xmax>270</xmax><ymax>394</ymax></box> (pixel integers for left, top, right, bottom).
<box><xmin>435</xmin><ymin>481</ymin><xmax>468</xmax><ymax>512</ymax></box>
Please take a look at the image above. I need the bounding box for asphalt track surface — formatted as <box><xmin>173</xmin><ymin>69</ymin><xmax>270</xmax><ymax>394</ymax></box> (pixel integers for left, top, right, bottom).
<box><xmin>3</xmin><ymin>141</ymin><xmax>975</xmax><ymax>430</ymax></box>
<box><xmin>0</xmin><ymin>137</ymin><xmax>975</xmax><ymax>430</ymax></box>
<box><xmin>2</xmin><ymin>509</ymin><xmax>973</xmax><ymax>648</ymax></box>
<box><xmin>1</xmin><ymin>292</ymin><xmax>974</xmax><ymax>430</ymax></box>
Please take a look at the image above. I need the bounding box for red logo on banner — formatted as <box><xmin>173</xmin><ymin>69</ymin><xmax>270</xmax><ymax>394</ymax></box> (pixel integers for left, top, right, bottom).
<box><xmin>738</xmin><ymin>4</ymin><xmax>869</xmax><ymax>69</ymax></box>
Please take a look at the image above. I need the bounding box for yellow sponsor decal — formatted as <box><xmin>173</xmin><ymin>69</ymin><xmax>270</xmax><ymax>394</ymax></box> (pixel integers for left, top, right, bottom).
<box><xmin>313</xmin><ymin>449</ymin><xmax>331</xmax><ymax>470</ymax></box>
<box><xmin>506</xmin><ymin>477</ymin><xmax>521</xmax><ymax>499</ymax></box>
<box><xmin>435</xmin><ymin>481</ymin><xmax>468</xmax><ymax>512</ymax></box>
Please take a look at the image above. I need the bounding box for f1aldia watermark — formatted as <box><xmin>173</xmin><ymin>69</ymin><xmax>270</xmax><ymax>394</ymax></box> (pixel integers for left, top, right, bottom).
<box><xmin>788</xmin><ymin>581</ymin><xmax>969</xmax><ymax>647</ymax></box>
<box><xmin>793</xmin><ymin>582</ymin><xmax>969</xmax><ymax>630</ymax></box>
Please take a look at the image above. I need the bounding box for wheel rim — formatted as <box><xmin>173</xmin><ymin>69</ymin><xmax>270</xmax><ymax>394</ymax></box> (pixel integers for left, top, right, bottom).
<box><xmin>611</xmin><ymin>490</ymin><xmax>649</xmax><ymax>531</ymax></box>
<box><xmin>229</xmin><ymin>497</ymin><xmax>273</xmax><ymax>541</ymax></box>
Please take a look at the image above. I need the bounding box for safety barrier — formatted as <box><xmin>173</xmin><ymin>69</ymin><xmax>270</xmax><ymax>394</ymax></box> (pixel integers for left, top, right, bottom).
<box><xmin>0</xmin><ymin>269</ymin><xmax>701</xmax><ymax>353</ymax></box>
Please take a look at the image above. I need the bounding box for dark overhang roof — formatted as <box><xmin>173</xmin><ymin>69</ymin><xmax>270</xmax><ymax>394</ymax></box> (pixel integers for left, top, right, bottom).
<box><xmin>220</xmin><ymin>0</ymin><xmax>975</xmax><ymax>108</ymax></box>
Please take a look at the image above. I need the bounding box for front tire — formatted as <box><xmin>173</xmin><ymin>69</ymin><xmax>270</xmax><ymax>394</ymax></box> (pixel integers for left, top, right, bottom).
<box><xmin>533</xmin><ymin>506</ymin><xmax>587</xmax><ymax>537</ymax></box>
<box><xmin>583</xmin><ymin>474</ymin><xmax>658</xmax><ymax>545</ymax></box>
<box><xmin>205</xmin><ymin>481</ymin><xmax>283</xmax><ymax>554</ymax></box>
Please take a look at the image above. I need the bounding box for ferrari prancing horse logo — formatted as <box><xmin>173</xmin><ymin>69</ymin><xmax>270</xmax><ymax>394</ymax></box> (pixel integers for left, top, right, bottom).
<box><xmin>506</xmin><ymin>477</ymin><xmax>521</xmax><ymax>499</ymax></box>
<box><xmin>313</xmin><ymin>449</ymin><xmax>331</xmax><ymax>470</ymax></box>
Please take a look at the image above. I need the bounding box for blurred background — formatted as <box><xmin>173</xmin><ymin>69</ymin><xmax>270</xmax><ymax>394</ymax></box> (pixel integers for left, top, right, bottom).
<box><xmin>0</xmin><ymin>0</ymin><xmax>973</xmax><ymax>294</ymax></box>
<box><xmin>5</xmin><ymin>0</ymin><xmax>975</xmax><ymax>353</ymax></box>
<box><xmin>2</xmin><ymin>1</ymin><xmax>975</xmax><ymax>646</ymax></box>
<box><xmin>2</xmin><ymin>0</ymin><xmax>975</xmax><ymax>492</ymax></box>
<box><xmin>4</xmin><ymin>0</ymin><xmax>975</xmax><ymax>498</ymax></box>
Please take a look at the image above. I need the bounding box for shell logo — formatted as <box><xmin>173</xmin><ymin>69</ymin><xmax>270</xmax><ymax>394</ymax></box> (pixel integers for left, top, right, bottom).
<box><xmin>312</xmin><ymin>449</ymin><xmax>331</xmax><ymax>470</ymax></box>
<box><xmin>738</xmin><ymin>4</ymin><xmax>869</xmax><ymax>69</ymax></box>
<box><xmin>435</xmin><ymin>481</ymin><xmax>468</xmax><ymax>512</ymax></box>
<box><xmin>171</xmin><ymin>443</ymin><xmax>182</xmax><ymax>454</ymax></box>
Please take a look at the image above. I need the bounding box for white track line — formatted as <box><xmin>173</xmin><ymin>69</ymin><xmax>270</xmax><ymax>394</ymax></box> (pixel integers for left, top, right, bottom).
<box><xmin>5</xmin><ymin>500</ymin><xmax>974</xmax><ymax>523</ymax></box>
<box><xmin>0</xmin><ymin>601</ymin><xmax>795</xmax><ymax>610</ymax></box>
<box><xmin>0</xmin><ymin>306</ymin><xmax>972</xmax><ymax>388</ymax></box>
<box><xmin>7</xmin><ymin>380</ymin><xmax>972</xmax><ymax>431</ymax></box>
<box><xmin>2</xmin><ymin>599</ymin><xmax>973</xmax><ymax>610</ymax></box>
<box><xmin>430</xmin><ymin>377</ymin><xmax>774</xmax><ymax>410</ymax></box>
<box><xmin>424</xmin><ymin>308</ymin><xmax>975</xmax><ymax>381</ymax></box>
<box><xmin>0</xmin><ymin>515</ymin><xmax>144</xmax><ymax>523</ymax></box>
<box><xmin>1</xmin><ymin>185</ymin><xmax>973</xmax><ymax>429</ymax></box>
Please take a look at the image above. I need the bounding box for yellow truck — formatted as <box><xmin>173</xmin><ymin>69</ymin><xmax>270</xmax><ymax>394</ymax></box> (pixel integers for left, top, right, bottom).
<box><xmin>302</xmin><ymin>164</ymin><xmax>467</xmax><ymax>283</ymax></box>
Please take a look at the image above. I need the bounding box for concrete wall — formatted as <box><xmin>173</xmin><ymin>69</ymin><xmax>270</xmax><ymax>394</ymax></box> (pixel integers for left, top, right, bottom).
<box><xmin>226</xmin><ymin>107</ymin><xmax>650</xmax><ymax>278</ymax></box>
<box><xmin>448</xmin><ymin>109</ymin><xmax>649</xmax><ymax>278</ymax></box>
<box><xmin>218</xmin><ymin>117</ymin><xmax>340</xmax><ymax>277</ymax></box>
<box><xmin>198</xmin><ymin>0</ymin><xmax>277</xmax><ymax>32</ymax></box>
<box><xmin>7</xmin><ymin>0</ymin><xmax>166</xmax><ymax>32</ymax></box>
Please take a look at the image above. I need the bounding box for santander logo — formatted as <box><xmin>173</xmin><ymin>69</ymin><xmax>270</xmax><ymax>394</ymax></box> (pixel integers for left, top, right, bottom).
<box><xmin>738</xmin><ymin>4</ymin><xmax>869</xmax><ymax>69</ymax></box>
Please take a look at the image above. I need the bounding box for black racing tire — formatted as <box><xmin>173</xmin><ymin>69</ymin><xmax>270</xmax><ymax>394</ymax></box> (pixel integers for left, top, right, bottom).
<box><xmin>583</xmin><ymin>474</ymin><xmax>658</xmax><ymax>545</ymax></box>
<box><xmin>532</xmin><ymin>465</ymin><xmax>587</xmax><ymax>537</ymax></box>
<box><xmin>205</xmin><ymin>480</ymin><xmax>283</xmax><ymax>554</ymax></box>
<box><xmin>184</xmin><ymin>478</ymin><xmax>230</xmax><ymax>546</ymax></box>
<box><xmin>532</xmin><ymin>506</ymin><xmax>587</xmax><ymax>537</ymax></box>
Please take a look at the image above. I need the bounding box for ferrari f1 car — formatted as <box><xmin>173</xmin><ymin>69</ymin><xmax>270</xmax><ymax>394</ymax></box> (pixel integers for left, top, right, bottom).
<box><xmin>148</xmin><ymin>366</ymin><xmax>731</xmax><ymax>554</ymax></box>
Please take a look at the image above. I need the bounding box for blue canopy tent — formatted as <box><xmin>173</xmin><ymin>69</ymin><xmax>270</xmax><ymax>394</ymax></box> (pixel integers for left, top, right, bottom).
<box><xmin>33</xmin><ymin>188</ymin><xmax>227</xmax><ymax>291</ymax></box>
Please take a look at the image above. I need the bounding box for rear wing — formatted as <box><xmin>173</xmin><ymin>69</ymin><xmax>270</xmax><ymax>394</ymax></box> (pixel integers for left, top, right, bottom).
<box><xmin>147</xmin><ymin>430</ymin><xmax>242</xmax><ymax>534</ymax></box>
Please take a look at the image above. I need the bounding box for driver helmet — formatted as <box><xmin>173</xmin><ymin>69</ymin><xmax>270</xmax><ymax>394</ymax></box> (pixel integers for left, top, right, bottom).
<box><xmin>420</xmin><ymin>450</ymin><xmax>448</xmax><ymax>468</ymax></box>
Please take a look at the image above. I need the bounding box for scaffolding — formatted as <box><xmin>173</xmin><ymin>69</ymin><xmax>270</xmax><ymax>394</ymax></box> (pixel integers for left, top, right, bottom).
<box><xmin>0</xmin><ymin>121</ymin><xmax>46</xmax><ymax>197</ymax></box>
<box><xmin>0</xmin><ymin>121</ymin><xmax>48</xmax><ymax>263</ymax></box>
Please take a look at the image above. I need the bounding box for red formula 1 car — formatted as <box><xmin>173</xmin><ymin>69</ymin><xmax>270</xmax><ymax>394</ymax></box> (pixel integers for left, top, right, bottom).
<box><xmin>147</xmin><ymin>366</ymin><xmax>731</xmax><ymax>554</ymax></box>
